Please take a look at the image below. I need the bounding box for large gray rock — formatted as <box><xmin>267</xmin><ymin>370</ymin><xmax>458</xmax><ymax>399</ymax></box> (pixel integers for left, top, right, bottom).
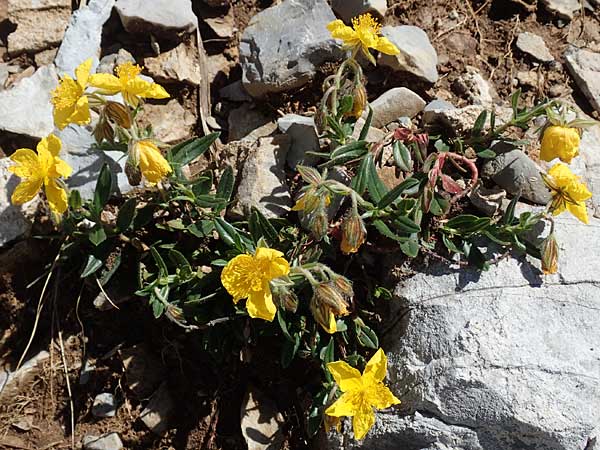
<box><xmin>516</xmin><ymin>32</ymin><xmax>554</xmax><ymax>63</ymax></box>
<box><xmin>378</xmin><ymin>26</ymin><xmax>438</xmax><ymax>84</ymax></box>
<box><xmin>92</xmin><ymin>393</ymin><xmax>117</xmax><ymax>418</ymax></box>
<box><xmin>231</xmin><ymin>135</ymin><xmax>292</xmax><ymax>219</ymax></box>
<box><xmin>240</xmin><ymin>0</ymin><xmax>343</xmax><ymax>97</ymax></box>
<box><xmin>326</xmin><ymin>128</ymin><xmax>600</xmax><ymax>450</ymax></box>
<box><xmin>564</xmin><ymin>46</ymin><xmax>600</xmax><ymax>113</ymax></box>
<box><xmin>115</xmin><ymin>0</ymin><xmax>197</xmax><ymax>36</ymax></box>
<box><xmin>482</xmin><ymin>149</ymin><xmax>551</xmax><ymax>205</ymax></box>
<box><xmin>83</xmin><ymin>433</ymin><xmax>123</xmax><ymax>450</ymax></box>
<box><xmin>143</xmin><ymin>42</ymin><xmax>202</xmax><ymax>86</ymax></box>
<box><xmin>369</xmin><ymin>87</ymin><xmax>426</xmax><ymax>128</ymax></box>
<box><xmin>541</xmin><ymin>0</ymin><xmax>581</xmax><ymax>19</ymax></box>
<box><xmin>55</xmin><ymin>0</ymin><xmax>116</xmax><ymax>77</ymax></box>
<box><xmin>423</xmin><ymin>104</ymin><xmax>513</xmax><ymax>136</ymax></box>
<box><xmin>228</xmin><ymin>103</ymin><xmax>277</xmax><ymax>142</ymax></box>
<box><xmin>277</xmin><ymin>114</ymin><xmax>319</xmax><ymax>169</ymax></box>
<box><xmin>56</xmin><ymin>126</ymin><xmax>133</xmax><ymax>200</ymax></box>
<box><xmin>140</xmin><ymin>383</ymin><xmax>174</xmax><ymax>435</ymax></box>
<box><xmin>137</xmin><ymin>99</ymin><xmax>196</xmax><ymax>144</ymax></box>
<box><xmin>453</xmin><ymin>66</ymin><xmax>496</xmax><ymax>108</ymax></box>
<box><xmin>579</xmin><ymin>126</ymin><xmax>600</xmax><ymax>216</ymax></box>
<box><xmin>0</xmin><ymin>65</ymin><xmax>57</xmax><ymax>138</ymax></box>
<box><xmin>7</xmin><ymin>0</ymin><xmax>71</xmax><ymax>55</ymax></box>
<box><xmin>0</xmin><ymin>159</ymin><xmax>39</xmax><ymax>247</ymax></box>
<box><xmin>331</xmin><ymin>0</ymin><xmax>387</xmax><ymax>22</ymax></box>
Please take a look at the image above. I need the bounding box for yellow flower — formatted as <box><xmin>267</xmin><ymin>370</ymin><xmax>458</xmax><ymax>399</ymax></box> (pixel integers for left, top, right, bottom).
<box><xmin>327</xmin><ymin>14</ymin><xmax>399</xmax><ymax>64</ymax></box>
<box><xmin>221</xmin><ymin>247</ymin><xmax>290</xmax><ymax>321</ymax></box>
<box><xmin>89</xmin><ymin>62</ymin><xmax>169</xmax><ymax>107</ymax></box>
<box><xmin>9</xmin><ymin>134</ymin><xmax>72</xmax><ymax>214</ymax></box>
<box><xmin>131</xmin><ymin>140</ymin><xmax>172</xmax><ymax>184</ymax></box>
<box><xmin>540</xmin><ymin>125</ymin><xmax>581</xmax><ymax>163</ymax></box>
<box><xmin>546</xmin><ymin>163</ymin><xmax>592</xmax><ymax>224</ymax></box>
<box><xmin>51</xmin><ymin>58</ymin><xmax>93</xmax><ymax>130</ymax></box>
<box><xmin>325</xmin><ymin>349</ymin><xmax>401</xmax><ymax>440</ymax></box>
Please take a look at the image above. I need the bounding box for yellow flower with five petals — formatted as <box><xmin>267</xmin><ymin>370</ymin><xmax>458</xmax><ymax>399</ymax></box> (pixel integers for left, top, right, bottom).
<box><xmin>51</xmin><ymin>58</ymin><xmax>93</xmax><ymax>130</ymax></box>
<box><xmin>327</xmin><ymin>14</ymin><xmax>399</xmax><ymax>64</ymax></box>
<box><xmin>9</xmin><ymin>134</ymin><xmax>72</xmax><ymax>214</ymax></box>
<box><xmin>130</xmin><ymin>140</ymin><xmax>172</xmax><ymax>185</ymax></box>
<box><xmin>545</xmin><ymin>163</ymin><xmax>592</xmax><ymax>224</ymax></box>
<box><xmin>220</xmin><ymin>247</ymin><xmax>290</xmax><ymax>321</ymax></box>
<box><xmin>325</xmin><ymin>349</ymin><xmax>400</xmax><ymax>440</ymax></box>
<box><xmin>540</xmin><ymin>125</ymin><xmax>581</xmax><ymax>164</ymax></box>
<box><xmin>89</xmin><ymin>62</ymin><xmax>169</xmax><ymax>107</ymax></box>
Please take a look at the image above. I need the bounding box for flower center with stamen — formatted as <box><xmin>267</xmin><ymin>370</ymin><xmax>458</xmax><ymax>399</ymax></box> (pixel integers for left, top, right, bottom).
<box><xmin>116</xmin><ymin>62</ymin><xmax>142</xmax><ymax>82</ymax></box>
<box><xmin>51</xmin><ymin>78</ymin><xmax>81</xmax><ymax>109</ymax></box>
<box><xmin>352</xmin><ymin>13</ymin><xmax>381</xmax><ymax>35</ymax></box>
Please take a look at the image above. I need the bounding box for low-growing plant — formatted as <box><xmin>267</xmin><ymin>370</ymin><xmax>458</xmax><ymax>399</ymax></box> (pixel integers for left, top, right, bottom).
<box><xmin>8</xmin><ymin>13</ymin><xmax>596</xmax><ymax>442</ymax></box>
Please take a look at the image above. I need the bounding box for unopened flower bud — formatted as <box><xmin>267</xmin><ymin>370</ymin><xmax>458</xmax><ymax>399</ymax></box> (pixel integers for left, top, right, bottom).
<box><xmin>347</xmin><ymin>84</ymin><xmax>367</xmax><ymax>119</ymax></box>
<box><xmin>125</xmin><ymin>160</ymin><xmax>142</xmax><ymax>186</ymax></box>
<box><xmin>274</xmin><ymin>287</ymin><xmax>299</xmax><ymax>313</ymax></box>
<box><xmin>297</xmin><ymin>165</ymin><xmax>323</xmax><ymax>185</ymax></box>
<box><xmin>93</xmin><ymin>116</ymin><xmax>114</xmax><ymax>143</ymax></box>
<box><xmin>340</xmin><ymin>212</ymin><xmax>366</xmax><ymax>254</ymax></box>
<box><xmin>310</xmin><ymin>281</ymin><xmax>351</xmax><ymax>334</ymax></box>
<box><xmin>333</xmin><ymin>276</ymin><xmax>354</xmax><ymax>300</ymax></box>
<box><xmin>105</xmin><ymin>101</ymin><xmax>133</xmax><ymax>129</ymax></box>
<box><xmin>541</xmin><ymin>233</ymin><xmax>559</xmax><ymax>275</ymax></box>
<box><xmin>311</xmin><ymin>208</ymin><xmax>329</xmax><ymax>241</ymax></box>
<box><xmin>315</xmin><ymin>107</ymin><xmax>327</xmax><ymax>134</ymax></box>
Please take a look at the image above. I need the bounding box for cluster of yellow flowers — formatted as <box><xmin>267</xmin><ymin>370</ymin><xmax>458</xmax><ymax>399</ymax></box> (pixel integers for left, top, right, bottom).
<box><xmin>9</xmin><ymin>58</ymin><xmax>173</xmax><ymax>216</ymax></box>
<box><xmin>540</xmin><ymin>124</ymin><xmax>592</xmax><ymax>224</ymax></box>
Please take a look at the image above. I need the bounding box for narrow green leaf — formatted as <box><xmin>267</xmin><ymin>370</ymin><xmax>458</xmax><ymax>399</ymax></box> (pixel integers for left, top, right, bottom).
<box><xmin>511</xmin><ymin>89</ymin><xmax>521</xmax><ymax>118</ymax></box>
<box><xmin>394</xmin><ymin>216</ymin><xmax>421</xmax><ymax>234</ymax></box>
<box><xmin>93</xmin><ymin>163</ymin><xmax>113</xmax><ymax>213</ymax></box>
<box><xmin>472</xmin><ymin>110</ymin><xmax>487</xmax><ymax>137</ymax></box>
<box><xmin>476</xmin><ymin>149</ymin><xmax>496</xmax><ymax>159</ymax></box>
<box><xmin>81</xmin><ymin>254</ymin><xmax>103</xmax><ymax>278</ymax></box>
<box><xmin>358</xmin><ymin>106</ymin><xmax>374</xmax><ymax>141</ymax></box>
<box><xmin>216</xmin><ymin>166</ymin><xmax>234</xmax><ymax>203</ymax></box>
<box><xmin>377</xmin><ymin>177</ymin><xmax>420</xmax><ymax>209</ymax></box>
<box><xmin>89</xmin><ymin>226</ymin><xmax>107</xmax><ymax>246</ymax></box>
<box><xmin>350</xmin><ymin>154</ymin><xmax>371</xmax><ymax>195</ymax></box>
<box><xmin>150</xmin><ymin>246</ymin><xmax>169</xmax><ymax>278</ymax></box>
<box><xmin>399</xmin><ymin>236</ymin><xmax>420</xmax><ymax>258</ymax></box>
<box><xmin>393</xmin><ymin>141</ymin><xmax>412</xmax><ymax>171</ymax></box>
<box><xmin>117</xmin><ymin>198</ymin><xmax>137</xmax><ymax>232</ymax></box>
<box><xmin>366</xmin><ymin>155</ymin><xmax>388</xmax><ymax>202</ymax></box>
<box><xmin>319</xmin><ymin>338</ymin><xmax>335</xmax><ymax>364</ymax></box>
<box><xmin>330</xmin><ymin>140</ymin><xmax>368</xmax><ymax>159</ymax></box>
<box><xmin>171</xmin><ymin>132</ymin><xmax>220</xmax><ymax>166</ymax></box>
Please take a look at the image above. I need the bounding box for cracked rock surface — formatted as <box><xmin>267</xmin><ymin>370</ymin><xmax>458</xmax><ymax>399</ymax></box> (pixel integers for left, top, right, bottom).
<box><xmin>325</xmin><ymin>127</ymin><xmax>600</xmax><ymax>449</ymax></box>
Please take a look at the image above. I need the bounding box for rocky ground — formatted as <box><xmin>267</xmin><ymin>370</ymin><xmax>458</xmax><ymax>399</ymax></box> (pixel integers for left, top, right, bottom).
<box><xmin>0</xmin><ymin>0</ymin><xmax>599</xmax><ymax>449</ymax></box>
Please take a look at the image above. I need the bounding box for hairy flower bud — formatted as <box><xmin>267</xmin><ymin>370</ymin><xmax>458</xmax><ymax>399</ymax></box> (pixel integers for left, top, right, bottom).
<box><xmin>348</xmin><ymin>84</ymin><xmax>367</xmax><ymax>118</ymax></box>
<box><xmin>340</xmin><ymin>212</ymin><xmax>366</xmax><ymax>254</ymax></box>
<box><xmin>93</xmin><ymin>116</ymin><xmax>114</xmax><ymax>144</ymax></box>
<box><xmin>125</xmin><ymin>160</ymin><xmax>142</xmax><ymax>186</ymax></box>
<box><xmin>310</xmin><ymin>281</ymin><xmax>351</xmax><ymax>334</ymax></box>
<box><xmin>105</xmin><ymin>101</ymin><xmax>133</xmax><ymax>129</ymax></box>
<box><xmin>274</xmin><ymin>286</ymin><xmax>299</xmax><ymax>313</ymax></box>
<box><xmin>541</xmin><ymin>233</ymin><xmax>559</xmax><ymax>275</ymax></box>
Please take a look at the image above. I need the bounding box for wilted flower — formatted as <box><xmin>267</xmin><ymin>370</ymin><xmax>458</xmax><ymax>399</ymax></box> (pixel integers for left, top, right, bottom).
<box><xmin>51</xmin><ymin>58</ymin><xmax>92</xmax><ymax>129</ymax></box>
<box><xmin>9</xmin><ymin>134</ymin><xmax>72</xmax><ymax>214</ymax></box>
<box><xmin>89</xmin><ymin>62</ymin><xmax>169</xmax><ymax>107</ymax></box>
<box><xmin>540</xmin><ymin>125</ymin><xmax>580</xmax><ymax>163</ymax></box>
<box><xmin>221</xmin><ymin>248</ymin><xmax>290</xmax><ymax>321</ymax></box>
<box><xmin>340</xmin><ymin>211</ymin><xmax>366</xmax><ymax>254</ymax></box>
<box><xmin>327</xmin><ymin>14</ymin><xmax>399</xmax><ymax>64</ymax></box>
<box><xmin>129</xmin><ymin>140</ymin><xmax>172</xmax><ymax>185</ymax></box>
<box><xmin>310</xmin><ymin>281</ymin><xmax>351</xmax><ymax>333</ymax></box>
<box><xmin>541</xmin><ymin>233</ymin><xmax>559</xmax><ymax>275</ymax></box>
<box><xmin>325</xmin><ymin>349</ymin><xmax>401</xmax><ymax>440</ymax></box>
<box><xmin>545</xmin><ymin>163</ymin><xmax>592</xmax><ymax>224</ymax></box>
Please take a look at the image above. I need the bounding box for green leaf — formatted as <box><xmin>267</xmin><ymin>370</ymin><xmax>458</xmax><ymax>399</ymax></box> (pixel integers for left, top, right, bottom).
<box><xmin>434</xmin><ymin>140</ymin><xmax>450</xmax><ymax>152</ymax></box>
<box><xmin>330</xmin><ymin>140</ymin><xmax>368</xmax><ymax>159</ymax></box>
<box><xmin>463</xmin><ymin>242</ymin><xmax>489</xmax><ymax>270</ymax></box>
<box><xmin>169</xmin><ymin>249</ymin><xmax>193</xmax><ymax>280</ymax></box>
<box><xmin>366</xmin><ymin>156</ymin><xmax>388</xmax><ymax>202</ymax></box>
<box><xmin>81</xmin><ymin>254</ymin><xmax>103</xmax><ymax>278</ymax></box>
<box><xmin>339</xmin><ymin>95</ymin><xmax>354</xmax><ymax>115</ymax></box>
<box><xmin>377</xmin><ymin>177</ymin><xmax>420</xmax><ymax>209</ymax></box>
<box><xmin>511</xmin><ymin>89</ymin><xmax>521</xmax><ymax>118</ymax></box>
<box><xmin>392</xmin><ymin>141</ymin><xmax>412</xmax><ymax>171</ymax></box>
<box><xmin>93</xmin><ymin>163</ymin><xmax>113</xmax><ymax>214</ymax></box>
<box><xmin>171</xmin><ymin>132</ymin><xmax>220</xmax><ymax>166</ymax></box>
<box><xmin>281</xmin><ymin>334</ymin><xmax>300</xmax><ymax>369</ymax></box>
<box><xmin>89</xmin><ymin>226</ymin><xmax>107</xmax><ymax>246</ymax></box>
<box><xmin>442</xmin><ymin>234</ymin><xmax>462</xmax><ymax>254</ymax></box>
<box><xmin>476</xmin><ymin>149</ymin><xmax>496</xmax><ymax>159</ymax></box>
<box><xmin>68</xmin><ymin>190</ymin><xmax>82</xmax><ymax>210</ymax></box>
<box><xmin>195</xmin><ymin>195</ymin><xmax>227</xmax><ymax>209</ymax></box>
<box><xmin>445</xmin><ymin>215</ymin><xmax>491</xmax><ymax>234</ymax></box>
<box><xmin>191</xmin><ymin>172</ymin><xmax>213</xmax><ymax>196</ymax></box>
<box><xmin>249</xmin><ymin>207</ymin><xmax>278</xmax><ymax>245</ymax></box>
<box><xmin>503</xmin><ymin>193</ymin><xmax>520</xmax><ymax>225</ymax></box>
<box><xmin>472</xmin><ymin>110</ymin><xmax>487</xmax><ymax>137</ymax></box>
<box><xmin>150</xmin><ymin>246</ymin><xmax>169</xmax><ymax>278</ymax></box>
<box><xmin>319</xmin><ymin>338</ymin><xmax>335</xmax><ymax>364</ymax></box>
<box><xmin>320</xmin><ymin>148</ymin><xmax>367</xmax><ymax>168</ymax></box>
<box><xmin>216</xmin><ymin>166</ymin><xmax>234</xmax><ymax>204</ymax></box>
<box><xmin>373</xmin><ymin>220</ymin><xmax>407</xmax><ymax>243</ymax></box>
<box><xmin>350</xmin><ymin>154</ymin><xmax>371</xmax><ymax>195</ymax></box>
<box><xmin>214</xmin><ymin>218</ymin><xmax>248</xmax><ymax>252</ymax></box>
<box><xmin>358</xmin><ymin>106</ymin><xmax>373</xmax><ymax>141</ymax></box>
<box><xmin>117</xmin><ymin>198</ymin><xmax>137</xmax><ymax>232</ymax></box>
<box><xmin>399</xmin><ymin>236</ymin><xmax>420</xmax><ymax>258</ymax></box>
<box><xmin>394</xmin><ymin>216</ymin><xmax>421</xmax><ymax>234</ymax></box>
<box><xmin>355</xmin><ymin>321</ymin><xmax>379</xmax><ymax>349</ymax></box>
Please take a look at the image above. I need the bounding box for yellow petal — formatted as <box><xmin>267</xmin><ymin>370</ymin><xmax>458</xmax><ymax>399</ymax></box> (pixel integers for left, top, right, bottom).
<box><xmin>137</xmin><ymin>140</ymin><xmax>172</xmax><ymax>184</ymax></box>
<box><xmin>246</xmin><ymin>286</ymin><xmax>277</xmax><ymax>321</ymax></box>
<box><xmin>325</xmin><ymin>311</ymin><xmax>337</xmax><ymax>334</ymax></box>
<box><xmin>44</xmin><ymin>178</ymin><xmax>68</xmax><ymax>214</ymax></box>
<box><xmin>89</xmin><ymin>73</ymin><xmax>122</xmax><ymax>94</ymax></box>
<box><xmin>221</xmin><ymin>254</ymin><xmax>255</xmax><ymax>301</ymax></box>
<box><xmin>328</xmin><ymin>19</ymin><xmax>359</xmax><ymax>43</ymax></box>
<box><xmin>540</xmin><ymin>126</ymin><xmax>580</xmax><ymax>163</ymax></box>
<box><xmin>327</xmin><ymin>361</ymin><xmax>363</xmax><ymax>392</ymax></box>
<box><xmin>365</xmin><ymin>383</ymin><xmax>401</xmax><ymax>410</ymax></box>
<box><xmin>75</xmin><ymin>58</ymin><xmax>93</xmax><ymax>89</ymax></box>
<box><xmin>36</xmin><ymin>137</ymin><xmax>55</xmax><ymax>174</ymax></box>
<box><xmin>363</xmin><ymin>348</ymin><xmax>387</xmax><ymax>383</ymax></box>
<box><xmin>567</xmin><ymin>201</ymin><xmax>589</xmax><ymax>224</ymax></box>
<box><xmin>49</xmin><ymin>156</ymin><xmax>73</xmax><ymax>179</ymax></box>
<box><xmin>11</xmin><ymin>177</ymin><xmax>43</xmax><ymax>205</ymax></box>
<box><xmin>142</xmin><ymin>83</ymin><xmax>170</xmax><ymax>99</ymax></box>
<box><xmin>255</xmin><ymin>247</ymin><xmax>290</xmax><ymax>279</ymax></box>
<box><xmin>125</xmin><ymin>78</ymin><xmax>153</xmax><ymax>96</ymax></box>
<box><xmin>325</xmin><ymin>391</ymin><xmax>360</xmax><ymax>417</ymax></box>
<box><xmin>351</xmin><ymin>403</ymin><xmax>375</xmax><ymax>440</ymax></box>
<box><xmin>38</xmin><ymin>133</ymin><xmax>62</xmax><ymax>157</ymax></box>
<box><xmin>123</xmin><ymin>90</ymin><xmax>140</xmax><ymax>108</ymax></box>
<box><xmin>374</xmin><ymin>36</ymin><xmax>400</xmax><ymax>55</ymax></box>
<box><xmin>9</xmin><ymin>149</ymin><xmax>40</xmax><ymax>178</ymax></box>
<box><xmin>53</xmin><ymin>104</ymin><xmax>76</xmax><ymax>130</ymax></box>
<box><xmin>69</xmin><ymin>95</ymin><xmax>91</xmax><ymax>126</ymax></box>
